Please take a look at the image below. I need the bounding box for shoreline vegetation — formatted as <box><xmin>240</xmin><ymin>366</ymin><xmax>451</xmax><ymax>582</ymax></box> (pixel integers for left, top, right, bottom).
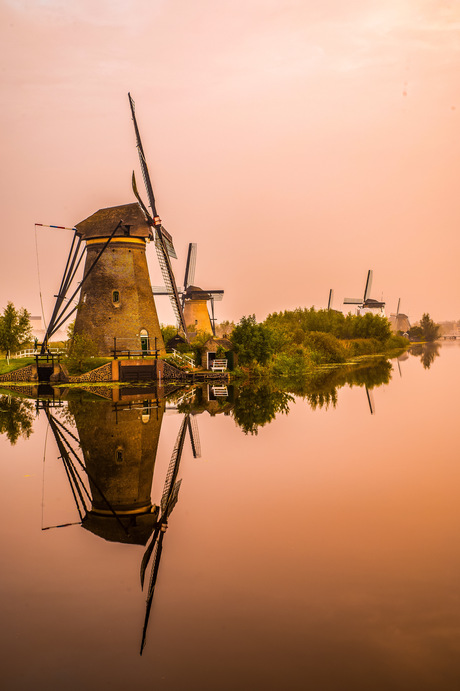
<box><xmin>228</xmin><ymin>309</ymin><xmax>410</xmax><ymax>379</ymax></box>
<box><xmin>0</xmin><ymin>306</ymin><xmax>443</xmax><ymax>381</ymax></box>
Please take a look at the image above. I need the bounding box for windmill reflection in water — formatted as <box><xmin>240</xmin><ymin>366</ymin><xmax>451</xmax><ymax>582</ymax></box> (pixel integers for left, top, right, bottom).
<box><xmin>40</xmin><ymin>392</ymin><xmax>201</xmax><ymax>653</ymax></box>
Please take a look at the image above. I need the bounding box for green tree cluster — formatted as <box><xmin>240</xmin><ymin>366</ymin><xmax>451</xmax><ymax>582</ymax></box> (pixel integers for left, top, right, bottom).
<box><xmin>231</xmin><ymin>315</ymin><xmax>276</xmax><ymax>366</ymax></box>
<box><xmin>230</xmin><ymin>308</ymin><xmax>401</xmax><ymax>373</ymax></box>
<box><xmin>0</xmin><ymin>302</ymin><xmax>32</xmax><ymax>357</ymax></box>
<box><xmin>409</xmin><ymin>313</ymin><xmax>440</xmax><ymax>342</ymax></box>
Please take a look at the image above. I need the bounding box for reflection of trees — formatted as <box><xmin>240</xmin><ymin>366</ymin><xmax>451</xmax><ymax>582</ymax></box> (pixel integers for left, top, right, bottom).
<box><xmin>0</xmin><ymin>394</ymin><xmax>34</xmax><ymax>445</ymax></box>
<box><xmin>232</xmin><ymin>382</ymin><xmax>294</xmax><ymax>435</ymax></box>
<box><xmin>279</xmin><ymin>359</ymin><xmax>392</xmax><ymax>410</ymax></box>
<box><xmin>410</xmin><ymin>343</ymin><xmax>440</xmax><ymax>370</ymax></box>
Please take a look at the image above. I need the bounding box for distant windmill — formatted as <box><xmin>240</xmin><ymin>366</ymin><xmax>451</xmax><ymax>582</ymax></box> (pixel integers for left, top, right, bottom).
<box><xmin>343</xmin><ymin>270</ymin><xmax>385</xmax><ymax>316</ymax></box>
<box><xmin>327</xmin><ymin>289</ymin><xmax>334</xmax><ymax>310</ymax></box>
<box><xmin>154</xmin><ymin>243</ymin><xmax>224</xmax><ymax>335</ymax></box>
<box><xmin>389</xmin><ymin>298</ymin><xmax>410</xmax><ymax>334</ymax></box>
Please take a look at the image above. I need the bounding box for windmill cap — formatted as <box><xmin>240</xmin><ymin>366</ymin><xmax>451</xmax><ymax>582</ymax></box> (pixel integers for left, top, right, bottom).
<box><xmin>75</xmin><ymin>202</ymin><xmax>153</xmax><ymax>240</ymax></box>
<box><xmin>184</xmin><ymin>285</ymin><xmax>212</xmax><ymax>300</ymax></box>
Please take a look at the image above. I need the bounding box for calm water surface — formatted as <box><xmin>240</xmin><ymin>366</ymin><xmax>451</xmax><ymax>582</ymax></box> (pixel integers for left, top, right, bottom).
<box><xmin>1</xmin><ymin>342</ymin><xmax>459</xmax><ymax>691</ymax></box>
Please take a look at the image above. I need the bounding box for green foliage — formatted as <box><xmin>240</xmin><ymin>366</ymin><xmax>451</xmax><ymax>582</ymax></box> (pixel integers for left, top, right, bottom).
<box><xmin>160</xmin><ymin>324</ymin><xmax>178</xmax><ymax>346</ymax></box>
<box><xmin>215</xmin><ymin>320</ymin><xmax>235</xmax><ymax>338</ymax></box>
<box><xmin>408</xmin><ymin>314</ymin><xmax>440</xmax><ymax>343</ymax></box>
<box><xmin>188</xmin><ymin>330</ymin><xmax>214</xmax><ymax>366</ymax></box>
<box><xmin>386</xmin><ymin>333</ymin><xmax>410</xmax><ymax>350</ymax></box>
<box><xmin>231</xmin><ymin>315</ymin><xmax>276</xmax><ymax>365</ymax></box>
<box><xmin>269</xmin><ymin>350</ymin><xmax>312</xmax><ymax>377</ymax></box>
<box><xmin>0</xmin><ymin>394</ymin><xmax>34</xmax><ymax>445</ymax></box>
<box><xmin>232</xmin><ymin>382</ymin><xmax>294</xmax><ymax>434</ymax></box>
<box><xmin>304</xmin><ymin>332</ymin><xmax>346</xmax><ymax>364</ymax></box>
<box><xmin>419</xmin><ymin>313</ymin><xmax>440</xmax><ymax>342</ymax></box>
<box><xmin>66</xmin><ymin>334</ymin><xmax>99</xmax><ymax>373</ymax></box>
<box><xmin>0</xmin><ymin>302</ymin><xmax>32</xmax><ymax>356</ymax></box>
<box><xmin>339</xmin><ymin>312</ymin><xmax>391</xmax><ymax>341</ymax></box>
<box><xmin>343</xmin><ymin>338</ymin><xmax>382</xmax><ymax>357</ymax></box>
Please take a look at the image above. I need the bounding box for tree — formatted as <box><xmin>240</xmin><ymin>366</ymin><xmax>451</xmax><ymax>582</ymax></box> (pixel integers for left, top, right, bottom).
<box><xmin>66</xmin><ymin>333</ymin><xmax>98</xmax><ymax>372</ymax></box>
<box><xmin>419</xmin><ymin>313</ymin><xmax>440</xmax><ymax>342</ymax></box>
<box><xmin>160</xmin><ymin>324</ymin><xmax>179</xmax><ymax>347</ymax></box>
<box><xmin>0</xmin><ymin>302</ymin><xmax>32</xmax><ymax>357</ymax></box>
<box><xmin>231</xmin><ymin>315</ymin><xmax>276</xmax><ymax>365</ymax></box>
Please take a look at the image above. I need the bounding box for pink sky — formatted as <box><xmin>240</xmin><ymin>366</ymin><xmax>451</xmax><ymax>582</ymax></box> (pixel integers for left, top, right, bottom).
<box><xmin>1</xmin><ymin>0</ymin><xmax>459</xmax><ymax>326</ymax></box>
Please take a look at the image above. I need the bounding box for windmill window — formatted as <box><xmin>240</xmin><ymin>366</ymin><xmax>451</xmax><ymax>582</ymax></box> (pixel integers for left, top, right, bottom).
<box><xmin>116</xmin><ymin>449</ymin><xmax>123</xmax><ymax>463</ymax></box>
<box><xmin>112</xmin><ymin>290</ymin><xmax>120</xmax><ymax>304</ymax></box>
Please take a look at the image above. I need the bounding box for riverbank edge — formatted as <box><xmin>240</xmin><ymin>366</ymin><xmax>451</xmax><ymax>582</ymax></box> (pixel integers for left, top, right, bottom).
<box><xmin>0</xmin><ymin>344</ymin><xmax>409</xmax><ymax>388</ymax></box>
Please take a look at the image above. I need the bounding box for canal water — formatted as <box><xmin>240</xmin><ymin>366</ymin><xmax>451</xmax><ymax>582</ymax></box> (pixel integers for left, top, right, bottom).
<box><xmin>1</xmin><ymin>342</ymin><xmax>459</xmax><ymax>691</ymax></box>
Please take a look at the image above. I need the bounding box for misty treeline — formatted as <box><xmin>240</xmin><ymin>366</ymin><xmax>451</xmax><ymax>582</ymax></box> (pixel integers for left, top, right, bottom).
<box><xmin>230</xmin><ymin>308</ymin><xmax>407</xmax><ymax>373</ymax></box>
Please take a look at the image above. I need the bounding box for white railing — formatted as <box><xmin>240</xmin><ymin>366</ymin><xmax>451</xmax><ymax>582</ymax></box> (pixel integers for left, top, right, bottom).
<box><xmin>11</xmin><ymin>348</ymin><xmax>64</xmax><ymax>359</ymax></box>
<box><xmin>170</xmin><ymin>349</ymin><xmax>196</xmax><ymax>369</ymax></box>
<box><xmin>211</xmin><ymin>359</ymin><xmax>227</xmax><ymax>372</ymax></box>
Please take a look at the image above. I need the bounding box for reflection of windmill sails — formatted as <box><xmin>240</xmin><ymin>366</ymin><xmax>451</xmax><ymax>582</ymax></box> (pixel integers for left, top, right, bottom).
<box><xmin>154</xmin><ymin>242</ymin><xmax>224</xmax><ymax>336</ymax></box>
<box><xmin>365</xmin><ymin>387</ymin><xmax>375</xmax><ymax>415</ymax></box>
<box><xmin>140</xmin><ymin>414</ymin><xmax>192</xmax><ymax>654</ymax></box>
<box><xmin>128</xmin><ymin>93</ymin><xmax>189</xmax><ymax>339</ymax></box>
<box><xmin>43</xmin><ymin>406</ymin><xmax>130</xmax><ymax>536</ymax></box>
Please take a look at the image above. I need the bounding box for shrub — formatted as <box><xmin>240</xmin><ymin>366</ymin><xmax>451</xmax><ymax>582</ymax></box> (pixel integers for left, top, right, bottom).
<box><xmin>304</xmin><ymin>332</ymin><xmax>346</xmax><ymax>364</ymax></box>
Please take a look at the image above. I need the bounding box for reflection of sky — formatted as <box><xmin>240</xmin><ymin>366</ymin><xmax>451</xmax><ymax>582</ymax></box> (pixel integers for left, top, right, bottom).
<box><xmin>1</xmin><ymin>344</ymin><xmax>460</xmax><ymax>687</ymax></box>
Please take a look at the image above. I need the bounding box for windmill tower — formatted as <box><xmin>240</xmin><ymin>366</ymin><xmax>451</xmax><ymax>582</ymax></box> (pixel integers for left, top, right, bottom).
<box><xmin>73</xmin><ymin>203</ymin><xmax>165</xmax><ymax>356</ymax></box>
<box><xmin>154</xmin><ymin>243</ymin><xmax>224</xmax><ymax>335</ymax></box>
<box><xmin>343</xmin><ymin>270</ymin><xmax>385</xmax><ymax>317</ymax></box>
<box><xmin>389</xmin><ymin>298</ymin><xmax>410</xmax><ymax>333</ymax></box>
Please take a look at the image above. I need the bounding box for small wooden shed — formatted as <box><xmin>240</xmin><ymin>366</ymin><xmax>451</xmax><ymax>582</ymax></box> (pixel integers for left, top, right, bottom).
<box><xmin>200</xmin><ymin>337</ymin><xmax>236</xmax><ymax>370</ymax></box>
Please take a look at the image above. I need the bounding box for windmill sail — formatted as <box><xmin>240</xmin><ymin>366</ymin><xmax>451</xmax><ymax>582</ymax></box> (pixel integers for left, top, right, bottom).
<box><xmin>363</xmin><ymin>270</ymin><xmax>373</xmax><ymax>301</ymax></box>
<box><xmin>343</xmin><ymin>269</ymin><xmax>374</xmax><ymax>308</ymax></box>
<box><xmin>128</xmin><ymin>93</ymin><xmax>188</xmax><ymax>338</ymax></box>
<box><xmin>183</xmin><ymin>243</ymin><xmax>197</xmax><ymax>295</ymax></box>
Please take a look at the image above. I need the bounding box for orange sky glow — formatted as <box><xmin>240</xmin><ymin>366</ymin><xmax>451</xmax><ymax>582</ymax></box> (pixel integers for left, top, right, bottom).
<box><xmin>1</xmin><ymin>0</ymin><xmax>459</xmax><ymax>325</ymax></box>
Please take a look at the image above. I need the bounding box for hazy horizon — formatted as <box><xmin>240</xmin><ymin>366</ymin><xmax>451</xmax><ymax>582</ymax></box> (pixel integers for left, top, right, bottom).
<box><xmin>2</xmin><ymin>0</ymin><xmax>459</xmax><ymax>326</ymax></box>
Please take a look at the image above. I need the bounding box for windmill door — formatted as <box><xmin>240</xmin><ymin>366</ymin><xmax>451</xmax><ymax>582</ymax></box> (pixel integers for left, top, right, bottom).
<box><xmin>140</xmin><ymin>329</ymin><xmax>149</xmax><ymax>353</ymax></box>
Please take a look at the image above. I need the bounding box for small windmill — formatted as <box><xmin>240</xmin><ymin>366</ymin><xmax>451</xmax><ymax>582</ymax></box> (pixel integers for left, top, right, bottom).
<box><xmin>327</xmin><ymin>289</ymin><xmax>334</xmax><ymax>310</ymax></box>
<box><xmin>128</xmin><ymin>93</ymin><xmax>189</xmax><ymax>340</ymax></box>
<box><xmin>389</xmin><ymin>298</ymin><xmax>410</xmax><ymax>334</ymax></box>
<box><xmin>154</xmin><ymin>242</ymin><xmax>224</xmax><ymax>335</ymax></box>
<box><xmin>343</xmin><ymin>270</ymin><xmax>385</xmax><ymax>316</ymax></box>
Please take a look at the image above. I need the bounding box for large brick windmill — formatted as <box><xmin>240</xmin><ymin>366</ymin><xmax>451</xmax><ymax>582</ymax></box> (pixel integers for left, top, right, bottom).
<box><xmin>40</xmin><ymin>93</ymin><xmax>189</xmax><ymax>355</ymax></box>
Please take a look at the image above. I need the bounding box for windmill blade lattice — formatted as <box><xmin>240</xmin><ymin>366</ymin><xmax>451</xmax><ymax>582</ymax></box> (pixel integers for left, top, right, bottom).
<box><xmin>128</xmin><ymin>93</ymin><xmax>188</xmax><ymax>338</ymax></box>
